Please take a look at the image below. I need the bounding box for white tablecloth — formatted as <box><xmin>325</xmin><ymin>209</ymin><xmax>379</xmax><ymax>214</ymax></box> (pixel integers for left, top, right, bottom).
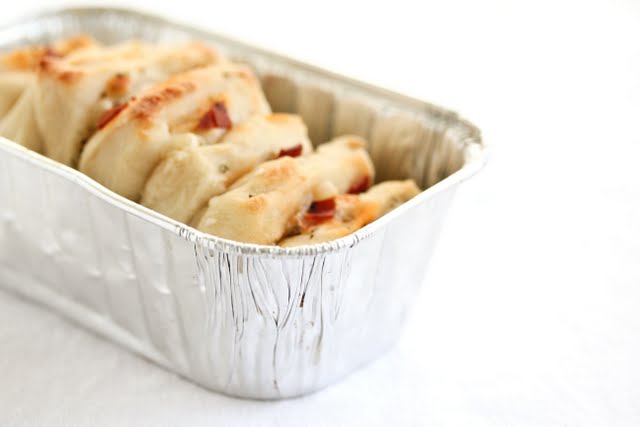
<box><xmin>1</xmin><ymin>0</ymin><xmax>639</xmax><ymax>425</ymax></box>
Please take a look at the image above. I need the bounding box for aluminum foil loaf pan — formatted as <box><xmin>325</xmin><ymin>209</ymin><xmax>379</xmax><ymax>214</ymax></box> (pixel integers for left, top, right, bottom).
<box><xmin>0</xmin><ymin>8</ymin><xmax>486</xmax><ymax>399</ymax></box>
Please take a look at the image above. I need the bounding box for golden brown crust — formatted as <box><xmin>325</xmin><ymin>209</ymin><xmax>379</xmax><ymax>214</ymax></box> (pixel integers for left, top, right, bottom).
<box><xmin>265</xmin><ymin>113</ymin><xmax>294</xmax><ymax>124</ymax></box>
<box><xmin>40</xmin><ymin>62</ymin><xmax>84</xmax><ymax>84</ymax></box>
<box><xmin>0</xmin><ymin>35</ymin><xmax>98</xmax><ymax>124</ymax></box>
<box><xmin>35</xmin><ymin>41</ymin><xmax>225</xmax><ymax>167</ymax></box>
<box><xmin>79</xmin><ymin>63</ymin><xmax>271</xmax><ymax>201</ymax></box>
<box><xmin>3</xmin><ymin>47</ymin><xmax>52</xmax><ymax>71</ymax></box>
<box><xmin>104</xmin><ymin>72</ymin><xmax>130</xmax><ymax>98</ymax></box>
<box><xmin>278</xmin><ymin>180</ymin><xmax>420</xmax><ymax>247</ymax></box>
<box><xmin>0</xmin><ymin>35</ymin><xmax>96</xmax><ymax>71</ymax></box>
<box><xmin>37</xmin><ymin>41</ymin><xmax>220</xmax><ymax>88</ymax></box>
<box><xmin>129</xmin><ymin>80</ymin><xmax>198</xmax><ymax>127</ymax></box>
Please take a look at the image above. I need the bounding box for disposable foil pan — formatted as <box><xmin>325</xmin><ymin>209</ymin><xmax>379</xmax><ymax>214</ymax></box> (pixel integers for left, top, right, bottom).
<box><xmin>0</xmin><ymin>7</ymin><xmax>487</xmax><ymax>399</ymax></box>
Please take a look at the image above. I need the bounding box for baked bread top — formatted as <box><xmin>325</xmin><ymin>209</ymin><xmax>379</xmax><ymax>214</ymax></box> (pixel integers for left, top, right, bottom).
<box><xmin>0</xmin><ymin>36</ymin><xmax>421</xmax><ymax>247</ymax></box>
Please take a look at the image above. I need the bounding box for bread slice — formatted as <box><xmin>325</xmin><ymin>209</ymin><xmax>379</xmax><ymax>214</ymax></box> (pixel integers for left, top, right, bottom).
<box><xmin>141</xmin><ymin>113</ymin><xmax>312</xmax><ymax>224</ymax></box>
<box><xmin>0</xmin><ymin>35</ymin><xmax>96</xmax><ymax>118</ymax></box>
<box><xmin>35</xmin><ymin>40</ymin><xmax>222</xmax><ymax>165</ymax></box>
<box><xmin>278</xmin><ymin>180</ymin><xmax>420</xmax><ymax>247</ymax></box>
<box><xmin>79</xmin><ymin>63</ymin><xmax>271</xmax><ymax>201</ymax></box>
<box><xmin>195</xmin><ymin>136</ymin><xmax>374</xmax><ymax>245</ymax></box>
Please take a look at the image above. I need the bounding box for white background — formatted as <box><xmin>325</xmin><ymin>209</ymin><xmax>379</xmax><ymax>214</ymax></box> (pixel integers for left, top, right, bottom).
<box><xmin>1</xmin><ymin>0</ymin><xmax>639</xmax><ymax>425</ymax></box>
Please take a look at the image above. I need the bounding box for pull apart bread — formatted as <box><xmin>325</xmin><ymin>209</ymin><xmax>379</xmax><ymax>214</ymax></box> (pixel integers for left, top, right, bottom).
<box><xmin>2</xmin><ymin>36</ymin><xmax>423</xmax><ymax>247</ymax></box>
<box><xmin>141</xmin><ymin>113</ymin><xmax>312</xmax><ymax>224</ymax></box>
<box><xmin>3</xmin><ymin>40</ymin><xmax>221</xmax><ymax>160</ymax></box>
<box><xmin>195</xmin><ymin>136</ymin><xmax>375</xmax><ymax>245</ymax></box>
<box><xmin>0</xmin><ymin>35</ymin><xmax>96</xmax><ymax>117</ymax></box>
<box><xmin>278</xmin><ymin>180</ymin><xmax>421</xmax><ymax>247</ymax></box>
<box><xmin>0</xmin><ymin>35</ymin><xmax>97</xmax><ymax>151</ymax></box>
<box><xmin>35</xmin><ymin>41</ymin><xmax>222</xmax><ymax>166</ymax></box>
<box><xmin>78</xmin><ymin>63</ymin><xmax>271</xmax><ymax>201</ymax></box>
